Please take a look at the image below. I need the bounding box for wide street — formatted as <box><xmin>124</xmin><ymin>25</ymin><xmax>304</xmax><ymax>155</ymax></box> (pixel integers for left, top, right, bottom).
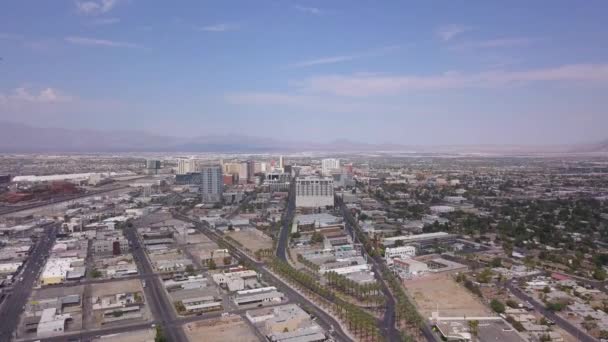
<box><xmin>0</xmin><ymin>224</ymin><xmax>58</xmax><ymax>341</ymax></box>
<box><xmin>276</xmin><ymin>180</ymin><xmax>295</xmax><ymax>261</ymax></box>
<box><xmin>337</xmin><ymin>198</ymin><xmax>402</xmax><ymax>341</ymax></box>
<box><xmin>124</xmin><ymin>226</ymin><xmax>189</xmax><ymax>342</ymax></box>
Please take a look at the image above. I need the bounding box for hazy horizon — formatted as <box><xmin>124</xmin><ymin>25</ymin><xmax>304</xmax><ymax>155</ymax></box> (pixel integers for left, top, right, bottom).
<box><xmin>2</xmin><ymin>1</ymin><xmax>608</xmax><ymax>145</ymax></box>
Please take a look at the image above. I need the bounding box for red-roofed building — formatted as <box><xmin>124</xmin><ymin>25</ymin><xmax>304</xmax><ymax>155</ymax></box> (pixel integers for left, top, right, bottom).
<box><xmin>551</xmin><ymin>272</ymin><xmax>570</xmax><ymax>281</ymax></box>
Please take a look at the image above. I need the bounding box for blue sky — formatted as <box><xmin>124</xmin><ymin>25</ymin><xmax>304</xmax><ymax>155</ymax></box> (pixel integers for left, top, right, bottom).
<box><xmin>1</xmin><ymin>0</ymin><xmax>608</xmax><ymax>145</ymax></box>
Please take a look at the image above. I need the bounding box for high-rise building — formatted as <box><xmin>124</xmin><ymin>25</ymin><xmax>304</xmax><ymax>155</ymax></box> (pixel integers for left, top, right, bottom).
<box><xmin>145</xmin><ymin>159</ymin><xmax>161</xmax><ymax>175</ymax></box>
<box><xmin>223</xmin><ymin>162</ymin><xmax>241</xmax><ymax>175</ymax></box>
<box><xmin>295</xmin><ymin>176</ymin><xmax>334</xmax><ymax>208</ymax></box>
<box><xmin>246</xmin><ymin>160</ymin><xmax>256</xmax><ymax>183</ymax></box>
<box><xmin>177</xmin><ymin>158</ymin><xmax>194</xmax><ymax>175</ymax></box>
<box><xmin>279</xmin><ymin>155</ymin><xmax>284</xmax><ymax>169</ymax></box>
<box><xmin>238</xmin><ymin>162</ymin><xmax>248</xmax><ymax>183</ymax></box>
<box><xmin>321</xmin><ymin>158</ymin><xmax>340</xmax><ymax>176</ymax></box>
<box><xmin>175</xmin><ymin>165</ymin><xmax>223</xmax><ymax>203</ymax></box>
<box><xmin>200</xmin><ymin>165</ymin><xmax>223</xmax><ymax>203</ymax></box>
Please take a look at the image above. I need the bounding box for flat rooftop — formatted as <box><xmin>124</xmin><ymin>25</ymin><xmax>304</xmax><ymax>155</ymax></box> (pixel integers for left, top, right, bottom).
<box><xmin>435</xmin><ymin>319</ymin><xmax>525</xmax><ymax>342</ymax></box>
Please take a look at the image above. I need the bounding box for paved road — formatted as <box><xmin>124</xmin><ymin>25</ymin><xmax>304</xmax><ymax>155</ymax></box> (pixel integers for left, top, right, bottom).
<box><xmin>176</xmin><ymin>213</ymin><xmax>353</xmax><ymax>342</ymax></box>
<box><xmin>337</xmin><ymin>198</ymin><xmax>401</xmax><ymax>342</ymax></box>
<box><xmin>362</xmin><ymin>189</ymin><xmax>441</xmax><ymax>341</ymax></box>
<box><xmin>0</xmin><ymin>224</ymin><xmax>58</xmax><ymax>341</ymax></box>
<box><xmin>226</xmin><ymin>192</ymin><xmax>256</xmax><ymax>220</ymax></box>
<box><xmin>505</xmin><ymin>280</ymin><xmax>597</xmax><ymax>342</ymax></box>
<box><xmin>124</xmin><ymin>227</ymin><xmax>188</xmax><ymax>342</ymax></box>
<box><xmin>276</xmin><ymin>179</ymin><xmax>295</xmax><ymax>261</ymax></box>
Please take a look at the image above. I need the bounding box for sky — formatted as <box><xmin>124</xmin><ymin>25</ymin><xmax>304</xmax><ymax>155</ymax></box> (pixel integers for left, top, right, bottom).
<box><xmin>1</xmin><ymin>0</ymin><xmax>608</xmax><ymax>145</ymax></box>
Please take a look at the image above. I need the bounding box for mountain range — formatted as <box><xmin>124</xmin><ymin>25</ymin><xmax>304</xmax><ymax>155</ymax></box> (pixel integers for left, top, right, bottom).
<box><xmin>0</xmin><ymin>121</ymin><xmax>606</xmax><ymax>154</ymax></box>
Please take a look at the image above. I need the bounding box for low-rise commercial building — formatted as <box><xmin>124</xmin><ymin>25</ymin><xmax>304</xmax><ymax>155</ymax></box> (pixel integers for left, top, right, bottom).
<box><xmin>385</xmin><ymin>245</ymin><xmax>416</xmax><ymax>265</ymax></box>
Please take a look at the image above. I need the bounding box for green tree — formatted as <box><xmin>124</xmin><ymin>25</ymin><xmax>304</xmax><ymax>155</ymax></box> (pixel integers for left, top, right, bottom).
<box><xmin>310</xmin><ymin>232</ymin><xmax>324</xmax><ymax>244</ymax></box>
<box><xmin>468</xmin><ymin>320</ymin><xmax>479</xmax><ymax>339</ymax></box>
<box><xmin>207</xmin><ymin>259</ymin><xmax>217</xmax><ymax>270</ymax></box>
<box><xmin>476</xmin><ymin>268</ymin><xmax>493</xmax><ymax>283</ymax></box>
<box><xmin>593</xmin><ymin>268</ymin><xmax>607</xmax><ymax>281</ymax></box>
<box><xmin>155</xmin><ymin>325</ymin><xmax>168</xmax><ymax>342</ymax></box>
<box><xmin>490</xmin><ymin>257</ymin><xmax>502</xmax><ymax>268</ymax></box>
<box><xmin>490</xmin><ymin>299</ymin><xmax>505</xmax><ymax>314</ymax></box>
<box><xmin>546</xmin><ymin>301</ymin><xmax>566</xmax><ymax>312</ymax></box>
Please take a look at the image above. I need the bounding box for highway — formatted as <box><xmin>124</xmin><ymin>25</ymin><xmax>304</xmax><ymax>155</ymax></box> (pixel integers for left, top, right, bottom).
<box><xmin>505</xmin><ymin>279</ymin><xmax>597</xmax><ymax>342</ymax></box>
<box><xmin>0</xmin><ymin>223</ymin><xmax>58</xmax><ymax>341</ymax></box>
<box><xmin>124</xmin><ymin>226</ymin><xmax>188</xmax><ymax>342</ymax></box>
<box><xmin>175</xmin><ymin>212</ymin><xmax>353</xmax><ymax>342</ymax></box>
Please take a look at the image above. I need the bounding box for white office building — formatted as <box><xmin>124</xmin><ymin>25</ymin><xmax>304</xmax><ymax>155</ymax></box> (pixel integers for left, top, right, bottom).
<box><xmin>384</xmin><ymin>245</ymin><xmax>416</xmax><ymax>265</ymax></box>
<box><xmin>295</xmin><ymin>176</ymin><xmax>334</xmax><ymax>208</ymax></box>
<box><xmin>177</xmin><ymin>158</ymin><xmax>195</xmax><ymax>175</ymax></box>
<box><xmin>321</xmin><ymin>158</ymin><xmax>340</xmax><ymax>175</ymax></box>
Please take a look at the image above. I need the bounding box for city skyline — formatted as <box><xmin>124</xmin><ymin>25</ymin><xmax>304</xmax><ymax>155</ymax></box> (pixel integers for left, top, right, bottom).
<box><xmin>2</xmin><ymin>1</ymin><xmax>608</xmax><ymax>145</ymax></box>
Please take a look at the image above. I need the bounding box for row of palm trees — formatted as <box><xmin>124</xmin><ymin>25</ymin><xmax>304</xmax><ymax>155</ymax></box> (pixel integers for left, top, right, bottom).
<box><xmin>333</xmin><ymin>299</ymin><xmax>383</xmax><ymax>341</ymax></box>
<box><xmin>342</xmin><ymin>199</ymin><xmax>423</xmax><ymax>340</ymax></box>
<box><xmin>325</xmin><ymin>270</ymin><xmax>383</xmax><ymax>305</ymax></box>
<box><xmin>255</xmin><ymin>248</ymin><xmax>275</xmax><ymax>261</ymax></box>
<box><xmin>270</xmin><ymin>258</ymin><xmax>384</xmax><ymax>341</ymax></box>
<box><xmin>382</xmin><ymin>268</ymin><xmax>424</xmax><ymax>331</ymax></box>
<box><xmin>296</xmin><ymin>253</ymin><xmax>320</xmax><ymax>271</ymax></box>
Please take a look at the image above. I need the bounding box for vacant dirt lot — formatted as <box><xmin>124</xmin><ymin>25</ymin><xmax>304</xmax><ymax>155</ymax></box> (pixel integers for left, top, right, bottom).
<box><xmin>226</xmin><ymin>229</ymin><xmax>273</xmax><ymax>252</ymax></box>
<box><xmin>404</xmin><ymin>273</ymin><xmax>491</xmax><ymax>318</ymax></box>
<box><xmin>183</xmin><ymin>316</ymin><xmax>259</xmax><ymax>342</ymax></box>
<box><xmin>90</xmin><ymin>278</ymin><xmax>143</xmax><ymax>297</ymax></box>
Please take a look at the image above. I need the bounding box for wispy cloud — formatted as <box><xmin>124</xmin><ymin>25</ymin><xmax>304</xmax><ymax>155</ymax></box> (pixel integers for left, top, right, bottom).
<box><xmin>300</xmin><ymin>63</ymin><xmax>608</xmax><ymax>96</ymax></box>
<box><xmin>286</xmin><ymin>45</ymin><xmax>400</xmax><ymax>69</ymax></box>
<box><xmin>294</xmin><ymin>5</ymin><xmax>323</xmax><ymax>15</ymax></box>
<box><xmin>226</xmin><ymin>92</ymin><xmax>314</xmax><ymax>106</ymax></box>
<box><xmin>436</xmin><ymin>24</ymin><xmax>472</xmax><ymax>41</ymax></box>
<box><xmin>75</xmin><ymin>0</ymin><xmax>123</xmax><ymax>15</ymax></box>
<box><xmin>228</xmin><ymin>64</ymin><xmax>608</xmax><ymax>100</ymax></box>
<box><xmin>0</xmin><ymin>87</ymin><xmax>73</xmax><ymax>105</ymax></box>
<box><xmin>224</xmin><ymin>92</ymin><xmax>398</xmax><ymax>114</ymax></box>
<box><xmin>455</xmin><ymin>37</ymin><xmax>534</xmax><ymax>49</ymax></box>
<box><xmin>65</xmin><ymin>36</ymin><xmax>139</xmax><ymax>48</ymax></box>
<box><xmin>90</xmin><ymin>17</ymin><xmax>120</xmax><ymax>25</ymax></box>
<box><xmin>197</xmin><ymin>23</ymin><xmax>240</xmax><ymax>32</ymax></box>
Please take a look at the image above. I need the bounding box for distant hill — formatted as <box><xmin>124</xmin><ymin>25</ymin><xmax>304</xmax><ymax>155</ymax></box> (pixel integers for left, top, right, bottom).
<box><xmin>0</xmin><ymin>121</ymin><xmax>293</xmax><ymax>152</ymax></box>
<box><xmin>0</xmin><ymin>121</ymin><xmax>175</xmax><ymax>152</ymax></box>
<box><xmin>571</xmin><ymin>139</ymin><xmax>608</xmax><ymax>153</ymax></box>
<box><xmin>0</xmin><ymin>121</ymin><xmax>606</xmax><ymax>154</ymax></box>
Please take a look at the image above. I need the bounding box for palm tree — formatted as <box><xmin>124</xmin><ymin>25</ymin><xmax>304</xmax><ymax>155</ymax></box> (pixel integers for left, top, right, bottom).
<box><xmin>468</xmin><ymin>320</ymin><xmax>479</xmax><ymax>341</ymax></box>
